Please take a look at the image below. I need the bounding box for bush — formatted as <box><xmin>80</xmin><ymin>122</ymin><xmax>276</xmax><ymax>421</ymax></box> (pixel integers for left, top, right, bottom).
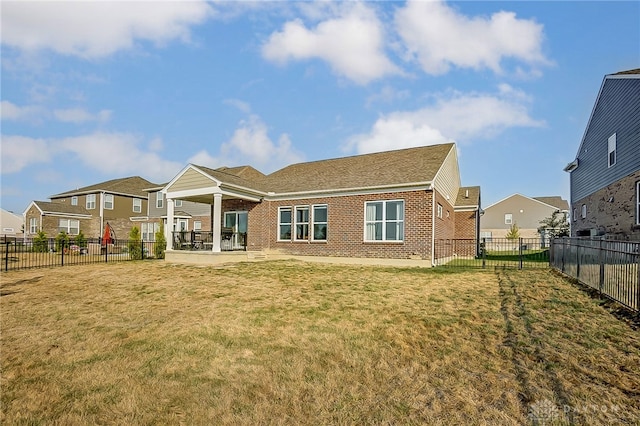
<box><xmin>74</xmin><ymin>230</ymin><xmax>87</xmax><ymax>248</ymax></box>
<box><xmin>154</xmin><ymin>223</ymin><xmax>166</xmax><ymax>259</ymax></box>
<box><xmin>33</xmin><ymin>231</ymin><xmax>48</xmax><ymax>253</ymax></box>
<box><xmin>128</xmin><ymin>226</ymin><xmax>143</xmax><ymax>260</ymax></box>
<box><xmin>55</xmin><ymin>231</ymin><xmax>70</xmax><ymax>253</ymax></box>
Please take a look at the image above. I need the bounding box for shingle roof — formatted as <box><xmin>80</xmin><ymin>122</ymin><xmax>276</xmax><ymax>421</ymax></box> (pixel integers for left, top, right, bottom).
<box><xmin>194</xmin><ymin>165</ymin><xmax>270</xmax><ymax>192</ymax></box>
<box><xmin>52</xmin><ymin>176</ymin><xmax>158</xmax><ymax>198</ymax></box>
<box><xmin>455</xmin><ymin>186</ymin><xmax>481</xmax><ymax>207</ymax></box>
<box><xmin>32</xmin><ymin>201</ymin><xmax>91</xmax><ymax>216</ymax></box>
<box><xmin>614</xmin><ymin>68</ymin><xmax>640</xmax><ymax>75</ymax></box>
<box><xmin>263</xmin><ymin>143</ymin><xmax>455</xmax><ymax>193</ymax></box>
<box><xmin>533</xmin><ymin>196</ymin><xmax>569</xmax><ymax>210</ymax></box>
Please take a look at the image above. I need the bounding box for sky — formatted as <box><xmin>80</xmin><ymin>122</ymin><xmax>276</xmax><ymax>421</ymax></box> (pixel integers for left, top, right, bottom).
<box><xmin>1</xmin><ymin>0</ymin><xmax>639</xmax><ymax>215</ymax></box>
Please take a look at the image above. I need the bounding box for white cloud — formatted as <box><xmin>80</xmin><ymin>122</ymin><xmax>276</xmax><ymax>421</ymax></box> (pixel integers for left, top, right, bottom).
<box><xmin>262</xmin><ymin>2</ymin><xmax>399</xmax><ymax>84</ymax></box>
<box><xmin>0</xmin><ymin>101</ymin><xmax>44</xmax><ymax>122</ymax></box>
<box><xmin>346</xmin><ymin>86</ymin><xmax>545</xmax><ymax>154</ymax></box>
<box><xmin>1</xmin><ymin>1</ymin><xmax>214</xmax><ymax>58</ymax></box>
<box><xmin>223</xmin><ymin>99</ymin><xmax>252</xmax><ymax>114</ymax></box>
<box><xmin>395</xmin><ymin>0</ymin><xmax>549</xmax><ymax>75</ymax></box>
<box><xmin>189</xmin><ymin>115</ymin><xmax>304</xmax><ymax>173</ymax></box>
<box><xmin>1</xmin><ymin>135</ymin><xmax>51</xmax><ymax>173</ymax></box>
<box><xmin>53</xmin><ymin>108</ymin><xmax>112</xmax><ymax>124</ymax></box>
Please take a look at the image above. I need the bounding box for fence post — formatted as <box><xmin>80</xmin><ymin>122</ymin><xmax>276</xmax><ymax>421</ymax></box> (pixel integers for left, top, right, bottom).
<box><xmin>61</xmin><ymin>240</ymin><xmax>65</xmax><ymax>266</ymax></box>
<box><xmin>105</xmin><ymin>241</ymin><xmax>109</xmax><ymax>263</ymax></box>
<box><xmin>599</xmin><ymin>239</ymin><xmax>605</xmax><ymax>296</ymax></box>
<box><xmin>4</xmin><ymin>241</ymin><xmax>9</xmax><ymax>272</ymax></box>
<box><xmin>481</xmin><ymin>238</ymin><xmax>486</xmax><ymax>269</ymax></box>
<box><xmin>519</xmin><ymin>237</ymin><xmax>523</xmax><ymax>270</ymax></box>
<box><xmin>141</xmin><ymin>240</ymin><xmax>145</xmax><ymax>260</ymax></box>
<box><xmin>576</xmin><ymin>240</ymin><xmax>580</xmax><ymax>280</ymax></box>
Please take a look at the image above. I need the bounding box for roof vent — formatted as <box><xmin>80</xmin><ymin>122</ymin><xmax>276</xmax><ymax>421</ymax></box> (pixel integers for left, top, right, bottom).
<box><xmin>465</xmin><ymin>189</ymin><xmax>469</xmax><ymax>198</ymax></box>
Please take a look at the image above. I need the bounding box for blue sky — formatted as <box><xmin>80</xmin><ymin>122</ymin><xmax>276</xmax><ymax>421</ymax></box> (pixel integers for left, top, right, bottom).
<box><xmin>1</xmin><ymin>0</ymin><xmax>638</xmax><ymax>214</ymax></box>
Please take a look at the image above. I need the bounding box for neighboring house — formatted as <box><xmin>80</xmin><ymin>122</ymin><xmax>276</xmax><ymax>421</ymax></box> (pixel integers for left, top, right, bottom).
<box><xmin>564</xmin><ymin>69</ymin><xmax>640</xmax><ymax>240</ymax></box>
<box><xmin>24</xmin><ymin>176</ymin><xmax>157</xmax><ymax>239</ymax></box>
<box><xmin>480</xmin><ymin>194</ymin><xmax>569</xmax><ymax>241</ymax></box>
<box><xmin>0</xmin><ymin>208</ymin><xmax>24</xmax><ymax>238</ymax></box>
<box><xmin>162</xmin><ymin>143</ymin><xmax>481</xmax><ymax>266</ymax></box>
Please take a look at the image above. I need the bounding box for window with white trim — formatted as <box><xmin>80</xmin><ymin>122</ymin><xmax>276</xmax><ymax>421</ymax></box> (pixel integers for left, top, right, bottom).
<box><xmin>365</xmin><ymin>200</ymin><xmax>404</xmax><ymax>242</ymax></box>
<box><xmin>142</xmin><ymin>222</ymin><xmax>160</xmax><ymax>242</ymax></box>
<box><xmin>194</xmin><ymin>220</ymin><xmax>202</xmax><ymax>231</ymax></box>
<box><xmin>480</xmin><ymin>231</ymin><xmax>492</xmax><ymax>242</ymax></box>
<box><xmin>156</xmin><ymin>192</ymin><xmax>163</xmax><ymax>209</ymax></box>
<box><xmin>437</xmin><ymin>203</ymin><xmax>443</xmax><ymax>218</ymax></box>
<box><xmin>636</xmin><ymin>182</ymin><xmax>640</xmax><ymax>225</ymax></box>
<box><xmin>174</xmin><ymin>200</ymin><xmax>182</xmax><ymax>208</ymax></box>
<box><xmin>71</xmin><ymin>196</ymin><xmax>78</xmax><ymax>206</ymax></box>
<box><xmin>504</xmin><ymin>213</ymin><xmax>513</xmax><ymax>225</ymax></box>
<box><xmin>608</xmin><ymin>133</ymin><xmax>616</xmax><ymax>167</ymax></box>
<box><xmin>133</xmin><ymin>198</ymin><xmax>142</xmax><ymax>213</ymax></box>
<box><xmin>573</xmin><ymin>208</ymin><xmax>577</xmax><ymax>222</ymax></box>
<box><xmin>312</xmin><ymin>205</ymin><xmax>328</xmax><ymax>241</ymax></box>
<box><xmin>278</xmin><ymin>207</ymin><xmax>292</xmax><ymax>240</ymax></box>
<box><xmin>29</xmin><ymin>218</ymin><xmax>38</xmax><ymax>234</ymax></box>
<box><xmin>104</xmin><ymin>194</ymin><xmax>114</xmax><ymax>210</ymax></box>
<box><xmin>59</xmin><ymin>219</ymin><xmax>79</xmax><ymax>235</ymax></box>
<box><xmin>295</xmin><ymin>206</ymin><xmax>310</xmax><ymax>240</ymax></box>
<box><xmin>86</xmin><ymin>194</ymin><xmax>96</xmax><ymax>210</ymax></box>
<box><xmin>581</xmin><ymin>204</ymin><xmax>587</xmax><ymax>219</ymax></box>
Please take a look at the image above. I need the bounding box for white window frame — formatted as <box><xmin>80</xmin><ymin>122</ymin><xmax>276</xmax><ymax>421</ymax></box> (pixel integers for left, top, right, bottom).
<box><xmin>86</xmin><ymin>194</ymin><xmax>96</xmax><ymax>210</ymax></box>
<box><xmin>504</xmin><ymin>213</ymin><xmax>513</xmax><ymax>225</ymax></box>
<box><xmin>278</xmin><ymin>207</ymin><xmax>292</xmax><ymax>241</ymax></box>
<box><xmin>437</xmin><ymin>203</ymin><xmax>443</xmax><ymax>218</ymax></box>
<box><xmin>194</xmin><ymin>220</ymin><xmax>202</xmax><ymax>231</ymax></box>
<box><xmin>581</xmin><ymin>204</ymin><xmax>587</xmax><ymax>219</ymax></box>
<box><xmin>174</xmin><ymin>200</ymin><xmax>182</xmax><ymax>208</ymax></box>
<box><xmin>573</xmin><ymin>208</ymin><xmax>577</xmax><ymax>222</ymax></box>
<box><xmin>294</xmin><ymin>206</ymin><xmax>310</xmax><ymax>241</ymax></box>
<box><xmin>156</xmin><ymin>192</ymin><xmax>163</xmax><ymax>209</ymax></box>
<box><xmin>479</xmin><ymin>231</ymin><xmax>492</xmax><ymax>242</ymax></box>
<box><xmin>104</xmin><ymin>194</ymin><xmax>114</xmax><ymax>210</ymax></box>
<box><xmin>364</xmin><ymin>200</ymin><xmax>404</xmax><ymax>242</ymax></box>
<box><xmin>29</xmin><ymin>217</ymin><xmax>38</xmax><ymax>234</ymax></box>
<box><xmin>608</xmin><ymin>133</ymin><xmax>616</xmax><ymax>168</ymax></box>
<box><xmin>133</xmin><ymin>198</ymin><xmax>142</xmax><ymax>213</ymax></box>
<box><xmin>71</xmin><ymin>196</ymin><xmax>78</xmax><ymax>206</ymax></box>
<box><xmin>59</xmin><ymin>218</ymin><xmax>79</xmax><ymax>235</ymax></box>
<box><xmin>312</xmin><ymin>205</ymin><xmax>328</xmax><ymax>241</ymax></box>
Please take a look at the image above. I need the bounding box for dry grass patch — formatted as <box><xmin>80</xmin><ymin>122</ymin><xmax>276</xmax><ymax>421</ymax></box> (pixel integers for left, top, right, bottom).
<box><xmin>1</xmin><ymin>261</ymin><xmax>638</xmax><ymax>425</ymax></box>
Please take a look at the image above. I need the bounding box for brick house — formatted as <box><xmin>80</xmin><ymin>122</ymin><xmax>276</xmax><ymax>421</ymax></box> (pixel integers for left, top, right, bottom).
<box><xmin>564</xmin><ymin>69</ymin><xmax>640</xmax><ymax>240</ymax></box>
<box><xmin>24</xmin><ymin>176</ymin><xmax>157</xmax><ymax>240</ymax></box>
<box><xmin>163</xmin><ymin>143</ymin><xmax>481</xmax><ymax>266</ymax></box>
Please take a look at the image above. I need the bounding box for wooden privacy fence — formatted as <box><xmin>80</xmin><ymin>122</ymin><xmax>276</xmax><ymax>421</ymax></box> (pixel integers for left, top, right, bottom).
<box><xmin>550</xmin><ymin>238</ymin><xmax>640</xmax><ymax>312</ymax></box>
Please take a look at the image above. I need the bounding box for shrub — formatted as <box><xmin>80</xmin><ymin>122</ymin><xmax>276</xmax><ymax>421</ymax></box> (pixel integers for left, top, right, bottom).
<box><xmin>33</xmin><ymin>231</ymin><xmax>48</xmax><ymax>253</ymax></box>
<box><xmin>154</xmin><ymin>223</ymin><xmax>166</xmax><ymax>259</ymax></box>
<box><xmin>55</xmin><ymin>231</ymin><xmax>70</xmax><ymax>253</ymax></box>
<box><xmin>128</xmin><ymin>226</ymin><xmax>143</xmax><ymax>260</ymax></box>
<box><xmin>74</xmin><ymin>230</ymin><xmax>87</xmax><ymax>248</ymax></box>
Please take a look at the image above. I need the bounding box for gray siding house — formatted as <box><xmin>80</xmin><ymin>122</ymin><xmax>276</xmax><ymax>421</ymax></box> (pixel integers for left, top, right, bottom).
<box><xmin>564</xmin><ymin>69</ymin><xmax>640</xmax><ymax>239</ymax></box>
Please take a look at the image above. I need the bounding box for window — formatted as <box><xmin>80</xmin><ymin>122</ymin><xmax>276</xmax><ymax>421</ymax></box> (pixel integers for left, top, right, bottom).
<box><xmin>278</xmin><ymin>207</ymin><xmax>292</xmax><ymax>240</ymax></box>
<box><xmin>437</xmin><ymin>203</ymin><xmax>443</xmax><ymax>218</ymax></box>
<box><xmin>59</xmin><ymin>219</ymin><xmax>79</xmax><ymax>235</ymax></box>
<box><xmin>142</xmin><ymin>222</ymin><xmax>160</xmax><ymax>242</ymax></box>
<box><xmin>295</xmin><ymin>206</ymin><xmax>309</xmax><ymax>240</ymax></box>
<box><xmin>581</xmin><ymin>204</ymin><xmax>587</xmax><ymax>219</ymax></box>
<box><xmin>365</xmin><ymin>200</ymin><xmax>404</xmax><ymax>242</ymax></box>
<box><xmin>505</xmin><ymin>213</ymin><xmax>513</xmax><ymax>225</ymax></box>
<box><xmin>29</xmin><ymin>218</ymin><xmax>38</xmax><ymax>234</ymax></box>
<box><xmin>194</xmin><ymin>221</ymin><xmax>202</xmax><ymax>231</ymax></box>
<box><xmin>86</xmin><ymin>194</ymin><xmax>96</xmax><ymax>210</ymax></box>
<box><xmin>636</xmin><ymin>182</ymin><xmax>640</xmax><ymax>225</ymax></box>
<box><xmin>156</xmin><ymin>192</ymin><xmax>163</xmax><ymax>209</ymax></box>
<box><xmin>104</xmin><ymin>194</ymin><xmax>114</xmax><ymax>210</ymax></box>
<box><xmin>480</xmin><ymin>231</ymin><xmax>492</xmax><ymax>242</ymax></box>
<box><xmin>573</xmin><ymin>208</ymin><xmax>577</xmax><ymax>222</ymax></box>
<box><xmin>71</xmin><ymin>196</ymin><xmax>78</xmax><ymax>206</ymax></box>
<box><xmin>312</xmin><ymin>205</ymin><xmax>328</xmax><ymax>241</ymax></box>
<box><xmin>608</xmin><ymin>133</ymin><xmax>616</xmax><ymax>167</ymax></box>
<box><xmin>174</xmin><ymin>200</ymin><xmax>182</xmax><ymax>208</ymax></box>
<box><xmin>133</xmin><ymin>198</ymin><xmax>142</xmax><ymax>213</ymax></box>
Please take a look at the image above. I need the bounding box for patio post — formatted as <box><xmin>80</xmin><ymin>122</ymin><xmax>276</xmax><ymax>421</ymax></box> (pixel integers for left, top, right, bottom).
<box><xmin>166</xmin><ymin>198</ymin><xmax>174</xmax><ymax>252</ymax></box>
<box><xmin>212</xmin><ymin>193</ymin><xmax>222</xmax><ymax>252</ymax></box>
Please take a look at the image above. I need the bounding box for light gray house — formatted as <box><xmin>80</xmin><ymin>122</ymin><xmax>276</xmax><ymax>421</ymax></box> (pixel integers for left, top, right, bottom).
<box><xmin>564</xmin><ymin>69</ymin><xmax>640</xmax><ymax>240</ymax></box>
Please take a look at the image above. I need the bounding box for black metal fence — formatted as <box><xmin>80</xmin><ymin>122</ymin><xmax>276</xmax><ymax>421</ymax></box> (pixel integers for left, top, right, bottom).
<box><xmin>1</xmin><ymin>237</ymin><xmax>164</xmax><ymax>272</ymax></box>
<box><xmin>434</xmin><ymin>238</ymin><xmax>550</xmax><ymax>269</ymax></box>
<box><xmin>550</xmin><ymin>238</ymin><xmax>639</xmax><ymax>312</ymax></box>
<box><xmin>171</xmin><ymin>231</ymin><xmax>247</xmax><ymax>251</ymax></box>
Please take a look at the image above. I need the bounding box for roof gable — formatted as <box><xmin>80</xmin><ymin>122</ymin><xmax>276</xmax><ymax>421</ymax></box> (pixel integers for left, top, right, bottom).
<box><xmin>29</xmin><ymin>201</ymin><xmax>91</xmax><ymax>216</ymax></box>
<box><xmin>52</xmin><ymin>176</ymin><xmax>158</xmax><ymax>199</ymax></box>
<box><xmin>484</xmin><ymin>193</ymin><xmax>567</xmax><ymax>211</ymax></box>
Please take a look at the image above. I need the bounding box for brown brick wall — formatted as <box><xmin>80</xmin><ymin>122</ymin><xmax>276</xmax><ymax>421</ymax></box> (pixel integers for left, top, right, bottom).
<box><xmin>244</xmin><ymin>190</ymin><xmax>435</xmax><ymax>260</ymax></box>
<box><xmin>571</xmin><ymin>170</ymin><xmax>640</xmax><ymax>240</ymax></box>
<box><xmin>434</xmin><ymin>190</ymin><xmax>455</xmax><ymax>241</ymax></box>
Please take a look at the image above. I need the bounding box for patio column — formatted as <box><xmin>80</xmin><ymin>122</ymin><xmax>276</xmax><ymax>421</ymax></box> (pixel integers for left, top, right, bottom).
<box><xmin>212</xmin><ymin>193</ymin><xmax>222</xmax><ymax>252</ymax></box>
<box><xmin>166</xmin><ymin>197</ymin><xmax>174</xmax><ymax>251</ymax></box>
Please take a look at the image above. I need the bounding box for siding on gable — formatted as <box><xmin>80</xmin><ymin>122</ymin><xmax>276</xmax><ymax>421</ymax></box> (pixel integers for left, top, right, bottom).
<box><xmin>433</xmin><ymin>146</ymin><xmax>461</xmax><ymax>204</ymax></box>
<box><xmin>570</xmin><ymin>77</ymin><xmax>640</xmax><ymax>202</ymax></box>
<box><xmin>167</xmin><ymin>168</ymin><xmax>217</xmax><ymax>192</ymax></box>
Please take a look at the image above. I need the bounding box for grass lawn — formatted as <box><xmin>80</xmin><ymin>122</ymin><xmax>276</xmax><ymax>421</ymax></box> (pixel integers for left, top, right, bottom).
<box><xmin>1</xmin><ymin>261</ymin><xmax>638</xmax><ymax>424</ymax></box>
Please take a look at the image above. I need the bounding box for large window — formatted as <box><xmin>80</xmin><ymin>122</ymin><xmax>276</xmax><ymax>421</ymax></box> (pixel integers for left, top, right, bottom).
<box><xmin>59</xmin><ymin>219</ymin><xmax>79</xmax><ymax>235</ymax></box>
<box><xmin>313</xmin><ymin>205</ymin><xmax>328</xmax><ymax>241</ymax></box>
<box><xmin>365</xmin><ymin>200</ymin><xmax>404</xmax><ymax>242</ymax></box>
<box><xmin>156</xmin><ymin>192</ymin><xmax>163</xmax><ymax>209</ymax></box>
<box><xmin>104</xmin><ymin>194</ymin><xmax>114</xmax><ymax>210</ymax></box>
<box><xmin>278</xmin><ymin>207</ymin><xmax>292</xmax><ymax>240</ymax></box>
<box><xmin>86</xmin><ymin>194</ymin><xmax>96</xmax><ymax>210</ymax></box>
<box><xmin>295</xmin><ymin>206</ymin><xmax>309</xmax><ymax>240</ymax></box>
<box><xmin>142</xmin><ymin>222</ymin><xmax>160</xmax><ymax>242</ymax></box>
<box><xmin>29</xmin><ymin>218</ymin><xmax>38</xmax><ymax>234</ymax></box>
<box><xmin>608</xmin><ymin>133</ymin><xmax>616</xmax><ymax>167</ymax></box>
<box><xmin>133</xmin><ymin>198</ymin><xmax>142</xmax><ymax>213</ymax></box>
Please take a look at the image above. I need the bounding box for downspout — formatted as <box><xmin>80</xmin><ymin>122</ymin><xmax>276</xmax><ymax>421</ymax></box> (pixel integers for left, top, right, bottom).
<box><xmin>431</xmin><ymin>185</ymin><xmax>436</xmax><ymax>267</ymax></box>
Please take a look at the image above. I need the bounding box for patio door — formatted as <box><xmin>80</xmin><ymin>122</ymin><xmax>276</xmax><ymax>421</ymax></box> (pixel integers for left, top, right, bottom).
<box><xmin>224</xmin><ymin>211</ymin><xmax>247</xmax><ymax>249</ymax></box>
